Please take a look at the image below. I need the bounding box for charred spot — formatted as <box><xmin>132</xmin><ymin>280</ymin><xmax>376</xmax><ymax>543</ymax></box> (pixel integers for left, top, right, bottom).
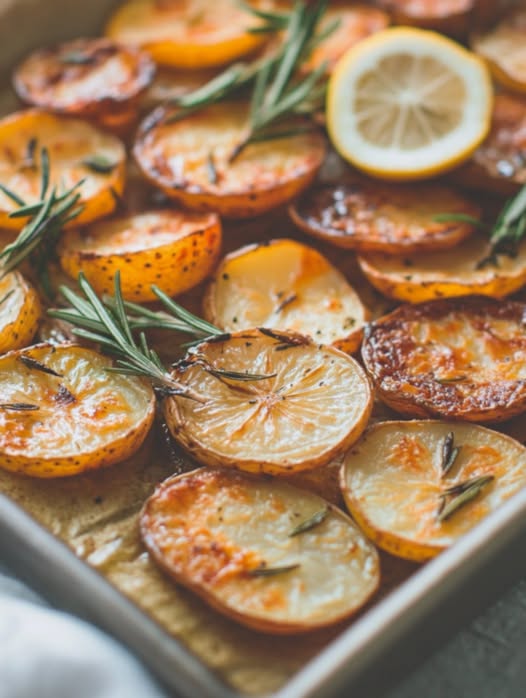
<box><xmin>53</xmin><ymin>384</ymin><xmax>76</xmax><ymax>406</ymax></box>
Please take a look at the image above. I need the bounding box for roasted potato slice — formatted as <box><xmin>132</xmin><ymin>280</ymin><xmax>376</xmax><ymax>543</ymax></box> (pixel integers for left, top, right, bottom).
<box><xmin>105</xmin><ymin>0</ymin><xmax>268</xmax><ymax>69</ymax></box>
<box><xmin>164</xmin><ymin>329</ymin><xmax>372</xmax><ymax>475</ymax></box>
<box><xmin>377</xmin><ymin>0</ymin><xmax>475</xmax><ymax>37</ymax></box>
<box><xmin>0</xmin><ymin>343</ymin><xmax>155</xmax><ymax>477</ymax></box>
<box><xmin>134</xmin><ymin>103</ymin><xmax>326</xmax><ymax>218</ymax></box>
<box><xmin>0</xmin><ymin>110</ymin><xmax>126</xmax><ymax>230</ymax></box>
<box><xmin>341</xmin><ymin>420</ymin><xmax>526</xmax><ymax>562</ymax></box>
<box><xmin>203</xmin><ymin>238</ymin><xmax>369</xmax><ymax>353</ymax></box>
<box><xmin>141</xmin><ymin>468</ymin><xmax>380</xmax><ymax>633</ymax></box>
<box><xmin>58</xmin><ymin>209</ymin><xmax>221</xmax><ymax>302</ymax></box>
<box><xmin>13</xmin><ymin>38</ymin><xmax>155</xmax><ymax>129</ymax></box>
<box><xmin>300</xmin><ymin>4</ymin><xmax>389</xmax><ymax>75</ymax></box>
<box><xmin>454</xmin><ymin>93</ymin><xmax>526</xmax><ymax>196</ymax></box>
<box><xmin>289</xmin><ymin>179</ymin><xmax>479</xmax><ymax>253</ymax></box>
<box><xmin>0</xmin><ymin>271</ymin><xmax>41</xmax><ymax>353</ymax></box>
<box><xmin>357</xmin><ymin>234</ymin><xmax>526</xmax><ymax>303</ymax></box>
<box><xmin>361</xmin><ymin>296</ymin><xmax>526</xmax><ymax>423</ymax></box>
<box><xmin>472</xmin><ymin>7</ymin><xmax>526</xmax><ymax>94</ymax></box>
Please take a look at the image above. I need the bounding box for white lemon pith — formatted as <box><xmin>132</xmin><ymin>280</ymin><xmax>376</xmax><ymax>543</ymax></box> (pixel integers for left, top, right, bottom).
<box><xmin>327</xmin><ymin>28</ymin><xmax>493</xmax><ymax>180</ymax></box>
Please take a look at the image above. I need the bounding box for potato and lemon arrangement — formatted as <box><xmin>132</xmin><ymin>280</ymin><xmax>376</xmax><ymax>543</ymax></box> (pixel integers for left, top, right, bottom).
<box><xmin>1</xmin><ymin>0</ymin><xmax>526</xmax><ymax>676</ymax></box>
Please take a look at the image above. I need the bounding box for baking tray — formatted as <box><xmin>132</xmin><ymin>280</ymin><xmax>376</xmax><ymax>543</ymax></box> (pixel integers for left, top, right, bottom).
<box><xmin>1</xmin><ymin>2</ymin><xmax>526</xmax><ymax>697</ymax></box>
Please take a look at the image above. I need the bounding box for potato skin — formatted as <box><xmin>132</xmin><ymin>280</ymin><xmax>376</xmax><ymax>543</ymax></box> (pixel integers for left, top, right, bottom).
<box><xmin>0</xmin><ymin>272</ymin><xmax>42</xmax><ymax>354</ymax></box>
<box><xmin>361</xmin><ymin>296</ymin><xmax>526</xmax><ymax>423</ymax></box>
<box><xmin>134</xmin><ymin>103</ymin><xmax>327</xmax><ymax>218</ymax></box>
<box><xmin>289</xmin><ymin>180</ymin><xmax>479</xmax><ymax>253</ymax></box>
<box><xmin>58</xmin><ymin>209</ymin><xmax>222</xmax><ymax>302</ymax></box>
<box><xmin>13</xmin><ymin>38</ymin><xmax>155</xmax><ymax>123</ymax></box>
<box><xmin>141</xmin><ymin>468</ymin><xmax>379</xmax><ymax>633</ymax></box>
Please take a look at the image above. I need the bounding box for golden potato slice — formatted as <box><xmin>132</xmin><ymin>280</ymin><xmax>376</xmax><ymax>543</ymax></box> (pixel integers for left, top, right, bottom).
<box><xmin>0</xmin><ymin>271</ymin><xmax>41</xmax><ymax>353</ymax></box>
<box><xmin>58</xmin><ymin>209</ymin><xmax>222</xmax><ymax>302</ymax></box>
<box><xmin>361</xmin><ymin>297</ymin><xmax>526</xmax><ymax>423</ymax></box>
<box><xmin>377</xmin><ymin>0</ymin><xmax>475</xmax><ymax>36</ymax></box>
<box><xmin>300</xmin><ymin>4</ymin><xmax>389</xmax><ymax>75</ymax></box>
<box><xmin>289</xmin><ymin>179</ymin><xmax>479</xmax><ymax>253</ymax></box>
<box><xmin>454</xmin><ymin>93</ymin><xmax>526</xmax><ymax>196</ymax></box>
<box><xmin>203</xmin><ymin>238</ymin><xmax>369</xmax><ymax>353</ymax></box>
<box><xmin>141</xmin><ymin>468</ymin><xmax>380</xmax><ymax>633</ymax></box>
<box><xmin>13</xmin><ymin>38</ymin><xmax>155</xmax><ymax>126</ymax></box>
<box><xmin>164</xmin><ymin>329</ymin><xmax>372</xmax><ymax>475</ymax></box>
<box><xmin>0</xmin><ymin>343</ymin><xmax>155</xmax><ymax>477</ymax></box>
<box><xmin>357</xmin><ymin>234</ymin><xmax>526</xmax><ymax>303</ymax></box>
<box><xmin>133</xmin><ymin>103</ymin><xmax>326</xmax><ymax>218</ymax></box>
<box><xmin>105</xmin><ymin>0</ymin><xmax>268</xmax><ymax>69</ymax></box>
<box><xmin>0</xmin><ymin>110</ymin><xmax>126</xmax><ymax>230</ymax></box>
<box><xmin>472</xmin><ymin>7</ymin><xmax>526</xmax><ymax>94</ymax></box>
<box><xmin>341</xmin><ymin>421</ymin><xmax>526</xmax><ymax>562</ymax></box>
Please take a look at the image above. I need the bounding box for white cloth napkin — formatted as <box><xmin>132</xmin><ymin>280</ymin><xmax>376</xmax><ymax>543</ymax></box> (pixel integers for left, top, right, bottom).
<box><xmin>0</xmin><ymin>567</ymin><xmax>167</xmax><ymax>698</ymax></box>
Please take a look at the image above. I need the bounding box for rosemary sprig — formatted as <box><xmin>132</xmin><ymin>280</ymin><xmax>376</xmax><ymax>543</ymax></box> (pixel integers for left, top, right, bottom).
<box><xmin>0</xmin><ymin>403</ymin><xmax>40</xmax><ymax>411</ymax></box>
<box><xmin>49</xmin><ymin>272</ymin><xmax>204</xmax><ymax>399</ymax></box>
<box><xmin>437</xmin><ymin>475</ymin><xmax>494</xmax><ymax>522</ymax></box>
<box><xmin>166</xmin><ymin>0</ymin><xmax>332</xmax><ymax>153</ymax></box>
<box><xmin>0</xmin><ymin>147</ymin><xmax>84</xmax><ymax>295</ymax></box>
<box><xmin>289</xmin><ymin>507</ymin><xmax>328</xmax><ymax>537</ymax></box>
<box><xmin>436</xmin><ymin>183</ymin><xmax>526</xmax><ymax>268</ymax></box>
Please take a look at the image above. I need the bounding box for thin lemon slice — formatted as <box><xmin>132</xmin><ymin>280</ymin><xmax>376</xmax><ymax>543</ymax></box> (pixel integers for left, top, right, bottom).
<box><xmin>203</xmin><ymin>239</ymin><xmax>369</xmax><ymax>354</ymax></box>
<box><xmin>327</xmin><ymin>27</ymin><xmax>493</xmax><ymax>180</ymax></box>
<box><xmin>164</xmin><ymin>329</ymin><xmax>372</xmax><ymax>475</ymax></box>
<box><xmin>141</xmin><ymin>468</ymin><xmax>379</xmax><ymax>633</ymax></box>
<box><xmin>341</xmin><ymin>421</ymin><xmax>526</xmax><ymax>561</ymax></box>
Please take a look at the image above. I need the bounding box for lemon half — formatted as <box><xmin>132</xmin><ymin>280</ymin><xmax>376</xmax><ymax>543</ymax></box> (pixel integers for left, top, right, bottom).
<box><xmin>327</xmin><ymin>27</ymin><xmax>493</xmax><ymax>180</ymax></box>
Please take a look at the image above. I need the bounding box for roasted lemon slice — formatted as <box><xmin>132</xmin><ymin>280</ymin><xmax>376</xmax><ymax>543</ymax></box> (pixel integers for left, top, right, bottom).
<box><xmin>361</xmin><ymin>297</ymin><xmax>526</xmax><ymax>423</ymax></box>
<box><xmin>164</xmin><ymin>329</ymin><xmax>372</xmax><ymax>475</ymax></box>
<box><xmin>0</xmin><ymin>110</ymin><xmax>126</xmax><ymax>230</ymax></box>
<box><xmin>341</xmin><ymin>421</ymin><xmax>526</xmax><ymax>562</ymax></box>
<box><xmin>105</xmin><ymin>0</ymin><xmax>268</xmax><ymax>69</ymax></box>
<box><xmin>141</xmin><ymin>468</ymin><xmax>380</xmax><ymax>633</ymax></box>
<box><xmin>472</xmin><ymin>7</ymin><xmax>526</xmax><ymax>94</ymax></box>
<box><xmin>289</xmin><ymin>178</ymin><xmax>479</xmax><ymax>253</ymax></box>
<box><xmin>13</xmin><ymin>38</ymin><xmax>155</xmax><ymax>129</ymax></box>
<box><xmin>203</xmin><ymin>239</ymin><xmax>369</xmax><ymax>354</ymax></box>
<box><xmin>58</xmin><ymin>209</ymin><xmax>221</xmax><ymax>302</ymax></box>
<box><xmin>357</xmin><ymin>234</ymin><xmax>526</xmax><ymax>303</ymax></box>
<box><xmin>327</xmin><ymin>27</ymin><xmax>493</xmax><ymax>180</ymax></box>
<box><xmin>0</xmin><ymin>271</ymin><xmax>41</xmax><ymax>353</ymax></box>
<box><xmin>0</xmin><ymin>344</ymin><xmax>155</xmax><ymax>477</ymax></box>
<box><xmin>134</xmin><ymin>103</ymin><xmax>326</xmax><ymax>218</ymax></box>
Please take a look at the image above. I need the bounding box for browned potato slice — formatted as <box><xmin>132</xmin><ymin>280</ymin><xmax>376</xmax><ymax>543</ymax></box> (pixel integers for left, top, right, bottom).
<box><xmin>289</xmin><ymin>179</ymin><xmax>479</xmax><ymax>253</ymax></box>
<box><xmin>0</xmin><ymin>110</ymin><xmax>126</xmax><ymax>230</ymax></box>
<box><xmin>454</xmin><ymin>93</ymin><xmax>526</xmax><ymax>196</ymax></box>
<box><xmin>141</xmin><ymin>468</ymin><xmax>379</xmax><ymax>633</ymax></box>
<box><xmin>357</xmin><ymin>234</ymin><xmax>526</xmax><ymax>303</ymax></box>
<box><xmin>300</xmin><ymin>4</ymin><xmax>389</xmax><ymax>75</ymax></box>
<box><xmin>0</xmin><ymin>271</ymin><xmax>41</xmax><ymax>353</ymax></box>
<box><xmin>0</xmin><ymin>344</ymin><xmax>155</xmax><ymax>477</ymax></box>
<box><xmin>377</xmin><ymin>0</ymin><xmax>475</xmax><ymax>37</ymax></box>
<box><xmin>203</xmin><ymin>238</ymin><xmax>369</xmax><ymax>353</ymax></box>
<box><xmin>341</xmin><ymin>421</ymin><xmax>526</xmax><ymax>562</ymax></box>
<box><xmin>58</xmin><ymin>209</ymin><xmax>221</xmax><ymax>302</ymax></box>
<box><xmin>164</xmin><ymin>329</ymin><xmax>372</xmax><ymax>475</ymax></box>
<box><xmin>105</xmin><ymin>0</ymin><xmax>268</xmax><ymax>69</ymax></box>
<box><xmin>13</xmin><ymin>38</ymin><xmax>155</xmax><ymax>128</ymax></box>
<box><xmin>134</xmin><ymin>103</ymin><xmax>326</xmax><ymax>218</ymax></box>
<box><xmin>361</xmin><ymin>296</ymin><xmax>526</xmax><ymax>423</ymax></box>
<box><xmin>472</xmin><ymin>7</ymin><xmax>526</xmax><ymax>94</ymax></box>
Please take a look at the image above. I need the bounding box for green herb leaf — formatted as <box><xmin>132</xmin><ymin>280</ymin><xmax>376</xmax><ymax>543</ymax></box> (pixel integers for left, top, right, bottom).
<box><xmin>248</xmin><ymin>563</ymin><xmax>300</xmax><ymax>577</ymax></box>
<box><xmin>82</xmin><ymin>154</ymin><xmax>117</xmax><ymax>174</ymax></box>
<box><xmin>437</xmin><ymin>475</ymin><xmax>494</xmax><ymax>522</ymax></box>
<box><xmin>289</xmin><ymin>507</ymin><xmax>328</xmax><ymax>537</ymax></box>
